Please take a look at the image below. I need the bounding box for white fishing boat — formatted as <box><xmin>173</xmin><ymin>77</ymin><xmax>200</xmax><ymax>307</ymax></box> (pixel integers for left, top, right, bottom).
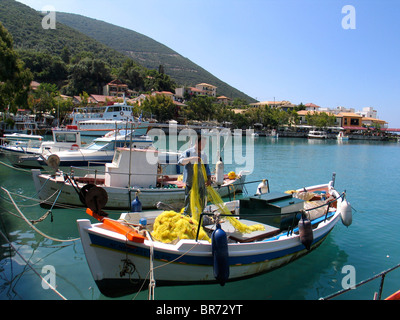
<box><xmin>77</xmin><ymin>173</ymin><xmax>352</xmax><ymax>297</ymax></box>
<box><xmin>0</xmin><ymin>127</ymin><xmax>83</xmax><ymax>169</ymax></box>
<box><xmin>69</xmin><ymin>100</ymin><xmax>150</xmax><ymax>136</ymax></box>
<box><xmin>36</xmin><ymin>130</ymin><xmax>152</xmax><ymax>170</ymax></box>
<box><xmin>337</xmin><ymin>131</ymin><xmax>349</xmax><ymax>141</ymax></box>
<box><xmin>270</xmin><ymin>129</ymin><xmax>279</xmax><ymax>138</ymax></box>
<box><xmin>308</xmin><ymin>130</ymin><xmax>328</xmax><ymax>139</ymax></box>
<box><xmin>32</xmin><ymin>146</ymin><xmax>246</xmax><ymax>210</ymax></box>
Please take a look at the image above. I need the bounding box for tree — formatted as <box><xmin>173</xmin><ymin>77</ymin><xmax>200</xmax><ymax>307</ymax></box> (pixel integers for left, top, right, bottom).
<box><xmin>305</xmin><ymin>111</ymin><xmax>336</xmax><ymax>128</ymax></box>
<box><xmin>144</xmin><ymin>69</ymin><xmax>176</xmax><ymax>92</ymax></box>
<box><xmin>18</xmin><ymin>50</ymin><xmax>67</xmax><ymax>84</ymax></box>
<box><xmin>29</xmin><ymin>83</ymin><xmax>59</xmax><ymax>113</ymax></box>
<box><xmin>65</xmin><ymin>56</ymin><xmax>112</xmax><ymax>95</ymax></box>
<box><xmin>186</xmin><ymin>96</ymin><xmax>216</xmax><ymax>121</ymax></box>
<box><xmin>141</xmin><ymin>94</ymin><xmax>177</xmax><ymax>123</ymax></box>
<box><xmin>117</xmin><ymin>59</ymin><xmax>144</xmax><ymax>91</ymax></box>
<box><xmin>0</xmin><ymin>22</ymin><xmax>32</xmax><ymax>111</ymax></box>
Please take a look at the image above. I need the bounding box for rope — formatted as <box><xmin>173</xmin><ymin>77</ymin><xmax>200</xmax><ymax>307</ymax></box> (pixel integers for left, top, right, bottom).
<box><xmin>132</xmin><ymin>241</ymin><xmax>201</xmax><ymax>300</ymax></box>
<box><xmin>0</xmin><ymin>160</ymin><xmax>33</xmax><ymax>173</ymax></box>
<box><xmin>0</xmin><ymin>229</ymin><xmax>68</xmax><ymax>300</ymax></box>
<box><xmin>148</xmin><ymin>242</ymin><xmax>155</xmax><ymax>300</ymax></box>
<box><xmin>1</xmin><ymin>187</ymin><xmax>80</xmax><ymax>243</ymax></box>
<box><xmin>30</xmin><ymin>209</ymin><xmax>53</xmax><ymax>225</ymax></box>
<box><xmin>0</xmin><ymin>160</ymin><xmax>52</xmax><ymax>174</ymax></box>
<box><xmin>0</xmin><ymin>188</ymin><xmax>60</xmax><ymax>208</ymax></box>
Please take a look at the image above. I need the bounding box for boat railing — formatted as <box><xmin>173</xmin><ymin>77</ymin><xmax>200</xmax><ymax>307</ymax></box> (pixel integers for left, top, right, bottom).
<box><xmin>195</xmin><ymin>190</ymin><xmax>345</xmax><ymax>241</ymax></box>
<box><xmin>319</xmin><ymin>262</ymin><xmax>400</xmax><ymax>300</ymax></box>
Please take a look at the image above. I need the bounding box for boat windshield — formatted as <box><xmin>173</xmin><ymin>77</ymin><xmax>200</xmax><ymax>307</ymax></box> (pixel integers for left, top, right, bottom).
<box><xmin>85</xmin><ymin>141</ymin><xmax>114</xmax><ymax>151</ymax></box>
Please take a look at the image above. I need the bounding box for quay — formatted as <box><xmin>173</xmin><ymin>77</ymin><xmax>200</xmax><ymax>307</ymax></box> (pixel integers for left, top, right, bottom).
<box><xmin>147</xmin><ymin>123</ymin><xmax>400</xmax><ymax>142</ymax></box>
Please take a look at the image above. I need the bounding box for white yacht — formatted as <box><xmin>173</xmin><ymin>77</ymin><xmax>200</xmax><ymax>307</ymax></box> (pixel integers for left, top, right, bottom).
<box><xmin>69</xmin><ymin>101</ymin><xmax>149</xmax><ymax>136</ymax></box>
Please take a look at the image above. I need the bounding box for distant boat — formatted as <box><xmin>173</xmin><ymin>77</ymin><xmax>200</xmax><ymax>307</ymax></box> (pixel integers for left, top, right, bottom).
<box><xmin>337</xmin><ymin>131</ymin><xmax>349</xmax><ymax>141</ymax></box>
<box><xmin>270</xmin><ymin>129</ymin><xmax>279</xmax><ymax>138</ymax></box>
<box><xmin>4</xmin><ymin>132</ymin><xmax>43</xmax><ymax>142</ymax></box>
<box><xmin>0</xmin><ymin>128</ymin><xmax>82</xmax><ymax>169</ymax></box>
<box><xmin>69</xmin><ymin>100</ymin><xmax>150</xmax><ymax>136</ymax></box>
<box><xmin>37</xmin><ymin>130</ymin><xmax>152</xmax><ymax>169</ymax></box>
<box><xmin>308</xmin><ymin>130</ymin><xmax>328</xmax><ymax>139</ymax></box>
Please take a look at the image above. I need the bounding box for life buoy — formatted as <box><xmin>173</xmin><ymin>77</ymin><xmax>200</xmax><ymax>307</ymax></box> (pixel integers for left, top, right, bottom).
<box><xmin>70</xmin><ymin>144</ymin><xmax>79</xmax><ymax>150</ymax></box>
<box><xmin>120</xmin><ymin>111</ymin><xmax>124</xmax><ymax>116</ymax></box>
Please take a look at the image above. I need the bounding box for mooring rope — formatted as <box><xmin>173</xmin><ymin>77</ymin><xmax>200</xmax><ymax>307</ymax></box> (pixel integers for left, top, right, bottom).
<box><xmin>0</xmin><ymin>229</ymin><xmax>68</xmax><ymax>300</ymax></box>
<box><xmin>1</xmin><ymin>187</ymin><xmax>80</xmax><ymax>242</ymax></box>
<box><xmin>132</xmin><ymin>240</ymin><xmax>201</xmax><ymax>300</ymax></box>
<box><xmin>0</xmin><ymin>160</ymin><xmax>52</xmax><ymax>174</ymax></box>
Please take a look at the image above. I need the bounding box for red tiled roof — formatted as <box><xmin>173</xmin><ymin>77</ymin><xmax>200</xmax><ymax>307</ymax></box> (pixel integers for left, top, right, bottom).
<box><xmin>305</xmin><ymin>103</ymin><xmax>320</xmax><ymax>108</ymax></box>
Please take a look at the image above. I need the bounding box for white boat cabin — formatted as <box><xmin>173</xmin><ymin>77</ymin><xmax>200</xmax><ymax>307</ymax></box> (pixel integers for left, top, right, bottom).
<box><xmin>105</xmin><ymin>147</ymin><xmax>180</xmax><ymax>188</ymax></box>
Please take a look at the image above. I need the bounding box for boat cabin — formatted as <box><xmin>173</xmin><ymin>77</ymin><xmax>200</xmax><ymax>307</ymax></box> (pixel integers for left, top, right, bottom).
<box><xmin>105</xmin><ymin>147</ymin><xmax>180</xmax><ymax>188</ymax></box>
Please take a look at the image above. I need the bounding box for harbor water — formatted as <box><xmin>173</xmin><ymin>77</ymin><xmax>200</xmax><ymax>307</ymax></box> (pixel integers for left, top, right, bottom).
<box><xmin>1</xmin><ymin>136</ymin><xmax>400</xmax><ymax>300</ymax></box>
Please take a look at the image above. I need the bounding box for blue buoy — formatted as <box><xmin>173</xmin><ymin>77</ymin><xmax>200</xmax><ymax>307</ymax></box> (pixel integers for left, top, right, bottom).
<box><xmin>211</xmin><ymin>223</ymin><xmax>230</xmax><ymax>286</ymax></box>
<box><xmin>131</xmin><ymin>193</ymin><xmax>142</xmax><ymax>212</ymax></box>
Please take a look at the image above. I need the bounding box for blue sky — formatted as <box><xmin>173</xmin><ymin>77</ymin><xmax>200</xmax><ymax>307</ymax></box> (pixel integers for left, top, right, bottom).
<box><xmin>16</xmin><ymin>0</ymin><xmax>400</xmax><ymax>127</ymax></box>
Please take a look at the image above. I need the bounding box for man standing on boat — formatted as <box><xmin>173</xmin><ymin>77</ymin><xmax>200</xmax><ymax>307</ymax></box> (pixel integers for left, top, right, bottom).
<box><xmin>178</xmin><ymin>133</ymin><xmax>211</xmax><ymax>216</ymax></box>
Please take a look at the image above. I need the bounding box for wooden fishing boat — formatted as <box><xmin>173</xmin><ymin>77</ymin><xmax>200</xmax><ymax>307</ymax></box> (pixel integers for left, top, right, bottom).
<box><xmin>77</xmin><ymin>174</ymin><xmax>352</xmax><ymax>297</ymax></box>
<box><xmin>32</xmin><ymin>146</ymin><xmax>246</xmax><ymax>210</ymax></box>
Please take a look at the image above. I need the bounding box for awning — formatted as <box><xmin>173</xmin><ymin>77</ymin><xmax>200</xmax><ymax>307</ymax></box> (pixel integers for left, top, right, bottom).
<box><xmin>343</xmin><ymin>126</ymin><xmax>368</xmax><ymax>130</ymax></box>
<box><xmin>381</xmin><ymin>128</ymin><xmax>400</xmax><ymax>132</ymax></box>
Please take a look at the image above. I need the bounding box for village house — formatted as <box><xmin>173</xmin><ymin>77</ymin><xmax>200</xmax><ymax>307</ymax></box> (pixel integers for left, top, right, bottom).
<box><xmin>216</xmin><ymin>96</ymin><xmax>232</xmax><ymax>105</ymax></box>
<box><xmin>73</xmin><ymin>94</ymin><xmax>116</xmax><ymax>106</ymax></box>
<box><xmin>175</xmin><ymin>83</ymin><xmax>218</xmax><ymax>99</ymax></box>
<box><xmin>249</xmin><ymin>100</ymin><xmax>296</xmax><ymax>111</ymax></box>
<box><xmin>304</xmin><ymin>103</ymin><xmax>320</xmax><ymax>111</ymax></box>
<box><xmin>103</xmin><ymin>79</ymin><xmax>129</xmax><ymax>98</ymax></box>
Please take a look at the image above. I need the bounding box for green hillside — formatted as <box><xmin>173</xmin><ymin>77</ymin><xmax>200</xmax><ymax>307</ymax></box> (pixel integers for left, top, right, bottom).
<box><xmin>56</xmin><ymin>12</ymin><xmax>256</xmax><ymax>102</ymax></box>
<box><xmin>0</xmin><ymin>0</ymin><xmax>129</xmax><ymax>67</ymax></box>
<box><xmin>0</xmin><ymin>0</ymin><xmax>255</xmax><ymax>102</ymax></box>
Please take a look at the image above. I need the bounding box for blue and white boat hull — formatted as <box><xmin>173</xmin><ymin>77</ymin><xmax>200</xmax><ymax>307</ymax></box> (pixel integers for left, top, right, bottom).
<box><xmin>77</xmin><ymin>184</ymin><xmax>346</xmax><ymax>297</ymax></box>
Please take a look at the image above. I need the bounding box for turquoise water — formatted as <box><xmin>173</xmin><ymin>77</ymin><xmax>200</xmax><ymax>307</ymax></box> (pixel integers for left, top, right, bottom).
<box><xmin>1</xmin><ymin>137</ymin><xmax>400</xmax><ymax>300</ymax></box>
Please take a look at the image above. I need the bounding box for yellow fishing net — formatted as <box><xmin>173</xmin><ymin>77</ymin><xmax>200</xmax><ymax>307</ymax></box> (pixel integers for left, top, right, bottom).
<box><xmin>151</xmin><ymin>210</ymin><xmax>210</xmax><ymax>243</ymax></box>
<box><xmin>152</xmin><ymin>160</ymin><xmax>264</xmax><ymax>243</ymax></box>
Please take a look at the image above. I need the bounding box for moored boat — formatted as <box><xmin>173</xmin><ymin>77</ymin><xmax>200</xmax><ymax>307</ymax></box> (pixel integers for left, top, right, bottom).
<box><xmin>308</xmin><ymin>130</ymin><xmax>328</xmax><ymax>139</ymax></box>
<box><xmin>37</xmin><ymin>129</ymin><xmax>152</xmax><ymax>170</ymax></box>
<box><xmin>69</xmin><ymin>100</ymin><xmax>150</xmax><ymax>136</ymax></box>
<box><xmin>337</xmin><ymin>131</ymin><xmax>349</xmax><ymax>141</ymax></box>
<box><xmin>77</xmin><ymin>173</ymin><xmax>351</xmax><ymax>297</ymax></box>
<box><xmin>0</xmin><ymin>128</ymin><xmax>83</xmax><ymax>169</ymax></box>
<box><xmin>32</xmin><ymin>146</ymin><xmax>246</xmax><ymax>210</ymax></box>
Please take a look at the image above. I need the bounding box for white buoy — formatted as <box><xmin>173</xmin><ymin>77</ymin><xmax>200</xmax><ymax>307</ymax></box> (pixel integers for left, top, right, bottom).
<box><xmin>256</xmin><ymin>179</ymin><xmax>269</xmax><ymax>195</ymax></box>
<box><xmin>340</xmin><ymin>199</ymin><xmax>352</xmax><ymax>227</ymax></box>
<box><xmin>215</xmin><ymin>157</ymin><xmax>224</xmax><ymax>186</ymax></box>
